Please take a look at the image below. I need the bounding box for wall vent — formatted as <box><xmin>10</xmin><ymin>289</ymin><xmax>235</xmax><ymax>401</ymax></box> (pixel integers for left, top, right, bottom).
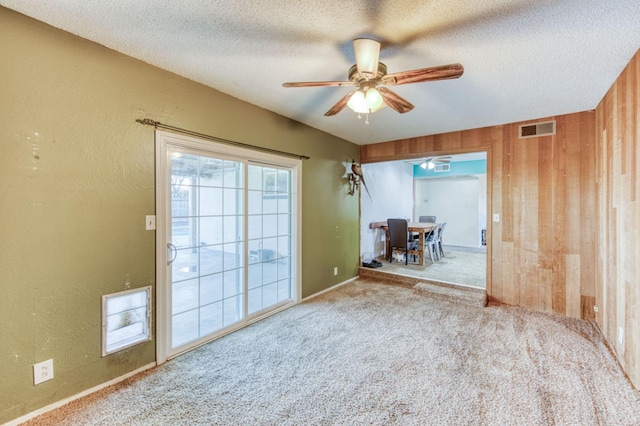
<box><xmin>518</xmin><ymin>120</ymin><xmax>556</xmax><ymax>139</ymax></box>
<box><xmin>434</xmin><ymin>163</ymin><xmax>450</xmax><ymax>172</ymax></box>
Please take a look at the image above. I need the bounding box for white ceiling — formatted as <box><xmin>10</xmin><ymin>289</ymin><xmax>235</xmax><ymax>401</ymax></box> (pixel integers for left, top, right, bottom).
<box><xmin>3</xmin><ymin>1</ymin><xmax>639</xmax><ymax>145</ymax></box>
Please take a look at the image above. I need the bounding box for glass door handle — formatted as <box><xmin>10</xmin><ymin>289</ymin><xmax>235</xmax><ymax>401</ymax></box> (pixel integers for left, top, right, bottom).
<box><xmin>167</xmin><ymin>243</ymin><xmax>177</xmax><ymax>265</ymax></box>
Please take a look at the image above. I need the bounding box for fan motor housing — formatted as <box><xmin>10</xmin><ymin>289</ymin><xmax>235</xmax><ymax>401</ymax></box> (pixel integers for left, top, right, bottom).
<box><xmin>348</xmin><ymin>63</ymin><xmax>387</xmax><ymax>84</ymax></box>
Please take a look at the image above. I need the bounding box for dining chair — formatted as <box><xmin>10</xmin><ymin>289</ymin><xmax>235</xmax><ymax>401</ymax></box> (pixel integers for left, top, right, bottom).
<box><xmin>435</xmin><ymin>222</ymin><xmax>447</xmax><ymax>258</ymax></box>
<box><xmin>412</xmin><ymin>215</ymin><xmax>437</xmax><ymax>241</ymax></box>
<box><xmin>423</xmin><ymin>226</ymin><xmax>438</xmax><ymax>263</ymax></box>
<box><xmin>387</xmin><ymin>218</ymin><xmax>417</xmax><ymax>265</ymax></box>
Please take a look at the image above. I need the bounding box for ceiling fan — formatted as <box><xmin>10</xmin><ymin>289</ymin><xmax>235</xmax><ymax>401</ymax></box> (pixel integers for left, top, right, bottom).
<box><xmin>282</xmin><ymin>38</ymin><xmax>464</xmax><ymax>119</ymax></box>
<box><xmin>420</xmin><ymin>156</ymin><xmax>452</xmax><ymax>169</ymax></box>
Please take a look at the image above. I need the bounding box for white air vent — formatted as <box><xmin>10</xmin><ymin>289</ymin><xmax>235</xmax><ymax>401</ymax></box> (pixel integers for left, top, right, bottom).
<box><xmin>434</xmin><ymin>163</ymin><xmax>450</xmax><ymax>172</ymax></box>
<box><xmin>518</xmin><ymin>120</ymin><xmax>556</xmax><ymax>139</ymax></box>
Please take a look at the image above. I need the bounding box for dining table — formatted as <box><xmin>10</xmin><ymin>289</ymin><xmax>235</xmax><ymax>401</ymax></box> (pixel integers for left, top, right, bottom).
<box><xmin>371</xmin><ymin>221</ymin><xmax>436</xmax><ymax>266</ymax></box>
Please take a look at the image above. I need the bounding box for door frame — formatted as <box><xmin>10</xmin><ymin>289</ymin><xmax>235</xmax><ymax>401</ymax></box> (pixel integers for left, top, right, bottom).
<box><xmin>154</xmin><ymin>130</ymin><xmax>302</xmax><ymax>364</ymax></box>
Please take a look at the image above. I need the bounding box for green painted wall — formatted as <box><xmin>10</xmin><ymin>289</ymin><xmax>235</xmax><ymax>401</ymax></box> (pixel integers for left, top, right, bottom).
<box><xmin>0</xmin><ymin>7</ymin><xmax>360</xmax><ymax>423</ymax></box>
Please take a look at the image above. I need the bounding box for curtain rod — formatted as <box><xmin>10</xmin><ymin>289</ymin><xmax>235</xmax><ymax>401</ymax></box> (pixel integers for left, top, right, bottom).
<box><xmin>136</xmin><ymin>118</ymin><xmax>310</xmax><ymax>160</ymax></box>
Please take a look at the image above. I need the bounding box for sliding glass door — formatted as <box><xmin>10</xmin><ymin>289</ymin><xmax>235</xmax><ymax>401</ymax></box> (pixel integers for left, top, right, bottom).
<box><xmin>247</xmin><ymin>164</ymin><xmax>293</xmax><ymax>315</ymax></box>
<box><xmin>169</xmin><ymin>153</ymin><xmax>245</xmax><ymax>348</ymax></box>
<box><xmin>156</xmin><ymin>131</ymin><xmax>299</xmax><ymax>360</ymax></box>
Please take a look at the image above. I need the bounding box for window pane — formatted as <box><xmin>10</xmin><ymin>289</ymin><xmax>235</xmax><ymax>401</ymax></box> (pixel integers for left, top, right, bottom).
<box><xmin>248</xmin><ymin>215</ymin><xmax>262</xmax><ymax>240</ymax></box>
<box><xmin>200</xmin><ymin>273</ymin><xmax>223</xmax><ymax>305</ymax></box>
<box><xmin>172</xmin><ymin>154</ymin><xmax>199</xmax><ymax>183</ymax></box>
<box><xmin>248</xmin><ymin>263</ymin><xmax>262</xmax><ymax>290</ymax></box>
<box><xmin>278</xmin><ymin>236</ymin><xmax>290</xmax><ymax>258</ymax></box>
<box><xmin>223</xmin><ymin>242</ymin><xmax>244</xmax><ymax>270</ymax></box>
<box><xmin>263</xmin><ymin>195</ymin><xmax>277</xmax><ymax>214</ymax></box>
<box><xmin>277</xmin><ymin>257</ymin><xmax>291</xmax><ymax>280</ymax></box>
<box><xmin>248</xmin><ymin>288</ymin><xmax>262</xmax><ymax>315</ymax></box>
<box><xmin>248</xmin><ymin>190</ymin><xmax>262</xmax><ymax>214</ymax></box>
<box><xmin>172</xmin><ymin>309</ymin><xmax>199</xmax><ymax>347</ymax></box>
<box><xmin>200</xmin><ymin>302</ymin><xmax>223</xmax><ymax>335</ymax></box>
<box><xmin>223</xmin><ymin>160</ymin><xmax>243</xmax><ymax>188</ymax></box>
<box><xmin>223</xmin><ymin>268</ymin><xmax>244</xmax><ymax>298</ymax></box>
<box><xmin>277</xmin><ymin>170</ymin><xmax>289</xmax><ymax>192</ymax></box>
<box><xmin>172</xmin><ymin>217</ymin><xmax>196</xmax><ymax>248</ymax></box>
<box><xmin>172</xmin><ymin>278</ymin><xmax>199</xmax><ymax>315</ymax></box>
<box><xmin>263</xmin><ymin>168</ymin><xmax>277</xmax><ymax>193</ymax></box>
<box><xmin>248</xmin><ymin>240</ymin><xmax>260</xmax><ymax>265</ymax></box>
<box><xmin>248</xmin><ymin>165</ymin><xmax>262</xmax><ymax>191</ymax></box>
<box><xmin>200</xmin><ymin>187</ymin><xmax>223</xmax><ymax>216</ymax></box>
<box><xmin>263</xmin><ymin>282</ymin><xmax>278</xmax><ymax>308</ymax></box>
<box><xmin>263</xmin><ymin>259</ymin><xmax>277</xmax><ymax>285</ymax></box>
<box><xmin>223</xmin><ymin>215</ymin><xmax>243</xmax><ymax>243</ymax></box>
<box><xmin>223</xmin><ymin>296</ymin><xmax>243</xmax><ymax>326</ymax></box>
<box><xmin>261</xmin><ymin>237</ymin><xmax>278</xmax><ymax>259</ymax></box>
<box><xmin>278</xmin><ymin>195</ymin><xmax>290</xmax><ymax>213</ymax></box>
<box><xmin>199</xmin><ymin>157</ymin><xmax>224</xmax><ymax>187</ymax></box>
<box><xmin>277</xmin><ymin>214</ymin><xmax>289</xmax><ymax>236</ymax></box>
<box><xmin>200</xmin><ymin>245</ymin><xmax>223</xmax><ymax>276</ymax></box>
<box><xmin>200</xmin><ymin>216</ymin><xmax>223</xmax><ymax>246</ymax></box>
<box><xmin>263</xmin><ymin>214</ymin><xmax>278</xmax><ymax>238</ymax></box>
<box><xmin>223</xmin><ymin>188</ymin><xmax>243</xmax><ymax>215</ymax></box>
<box><xmin>278</xmin><ymin>279</ymin><xmax>291</xmax><ymax>302</ymax></box>
<box><xmin>173</xmin><ymin>248</ymin><xmax>199</xmax><ymax>281</ymax></box>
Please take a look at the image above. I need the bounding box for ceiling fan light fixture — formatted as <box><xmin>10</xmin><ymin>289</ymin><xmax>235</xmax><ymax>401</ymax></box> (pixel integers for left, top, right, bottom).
<box><xmin>353</xmin><ymin>38</ymin><xmax>380</xmax><ymax>79</ymax></box>
<box><xmin>347</xmin><ymin>89</ymin><xmax>368</xmax><ymax>113</ymax></box>
<box><xmin>420</xmin><ymin>159</ymin><xmax>436</xmax><ymax>169</ymax></box>
<box><xmin>347</xmin><ymin>87</ymin><xmax>386</xmax><ymax>115</ymax></box>
<box><xmin>365</xmin><ymin>87</ymin><xmax>384</xmax><ymax>110</ymax></box>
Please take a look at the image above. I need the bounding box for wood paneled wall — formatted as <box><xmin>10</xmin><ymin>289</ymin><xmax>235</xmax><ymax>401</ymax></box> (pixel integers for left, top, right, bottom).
<box><xmin>361</xmin><ymin>111</ymin><xmax>597</xmax><ymax>320</ymax></box>
<box><xmin>595</xmin><ymin>49</ymin><xmax>640</xmax><ymax>389</ymax></box>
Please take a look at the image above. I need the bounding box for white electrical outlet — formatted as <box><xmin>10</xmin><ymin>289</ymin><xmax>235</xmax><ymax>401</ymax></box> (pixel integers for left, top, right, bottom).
<box><xmin>333</xmin><ymin>267</ymin><xmax>338</xmax><ymax>276</ymax></box>
<box><xmin>593</xmin><ymin>305</ymin><xmax>598</xmax><ymax>313</ymax></box>
<box><xmin>33</xmin><ymin>359</ymin><xmax>54</xmax><ymax>385</ymax></box>
<box><xmin>145</xmin><ymin>215</ymin><xmax>156</xmax><ymax>230</ymax></box>
<box><xmin>493</xmin><ymin>213</ymin><xmax>500</xmax><ymax>222</ymax></box>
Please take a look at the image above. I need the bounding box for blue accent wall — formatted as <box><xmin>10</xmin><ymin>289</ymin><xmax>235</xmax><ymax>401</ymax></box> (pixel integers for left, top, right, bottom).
<box><xmin>413</xmin><ymin>159</ymin><xmax>486</xmax><ymax>177</ymax></box>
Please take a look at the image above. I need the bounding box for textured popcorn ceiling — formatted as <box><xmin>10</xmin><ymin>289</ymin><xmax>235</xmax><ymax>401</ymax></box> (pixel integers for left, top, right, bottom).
<box><xmin>2</xmin><ymin>1</ymin><xmax>639</xmax><ymax>145</ymax></box>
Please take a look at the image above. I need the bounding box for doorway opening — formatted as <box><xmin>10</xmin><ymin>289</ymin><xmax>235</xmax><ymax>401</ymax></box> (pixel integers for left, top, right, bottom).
<box><xmin>360</xmin><ymin>151</ymin><xmax>488</xmax><ymax>290</ymax></box>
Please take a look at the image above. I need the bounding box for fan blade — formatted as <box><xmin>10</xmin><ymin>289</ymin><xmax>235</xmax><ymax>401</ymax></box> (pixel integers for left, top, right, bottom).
<box><xmin>283</xmin><ymin>81</ymin><xmax>355</xmax><ymax>88</ymax></box>
<box><xmin>353</xmin><ymin>38</ymin><xmax>380</xmax><ymax>79</ymax></box>
<box><xmin>377</xmin><ymin>87</ymin><xmax>414</xmax><ymax>114</ymax></box>
<box><xmin>382</xmin><ymin>63</ymin><xmax>464</xmax><ymax>86</ymax></box>
<box><xmin>324</xmin><ymin>91</ymin><xmax>356</xmax><ymax>116</ymax></box>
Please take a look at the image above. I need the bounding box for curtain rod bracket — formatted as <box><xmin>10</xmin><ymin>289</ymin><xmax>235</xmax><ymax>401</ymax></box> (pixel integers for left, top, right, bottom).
<box><xmin>136</xmin><ymin>118</ymin><xmax>160</xmax><ymax>127</ymax></box>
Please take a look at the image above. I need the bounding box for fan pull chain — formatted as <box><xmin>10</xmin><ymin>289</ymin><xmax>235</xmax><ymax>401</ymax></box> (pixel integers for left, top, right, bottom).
<box><xmin>355</xmin><ymin>112</ymin><xmax>370</xmax><ymax>124</ymax></box>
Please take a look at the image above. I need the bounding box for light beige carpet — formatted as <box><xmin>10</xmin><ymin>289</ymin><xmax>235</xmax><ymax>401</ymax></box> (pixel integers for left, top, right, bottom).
<box><xmin>379</xmin><ymin>248</ymin><xmax>487</xmax><ymax>289</ymax></box>
<box><xmin>25</xmin><ymin>280</ymin><xmax>640</xmax><ymax>425</ymax></box>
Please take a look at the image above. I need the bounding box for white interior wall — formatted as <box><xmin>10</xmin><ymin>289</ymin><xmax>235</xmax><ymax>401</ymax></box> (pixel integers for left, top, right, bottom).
<box><xmin>414</xmin><ymin>176</ymin><xmax>481</xmax><ymax>247</ymax></box>
<box><xmin>360</xmin><ymin>161</ymin><xmax>414</xmax><ymax>260</ymax></box>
